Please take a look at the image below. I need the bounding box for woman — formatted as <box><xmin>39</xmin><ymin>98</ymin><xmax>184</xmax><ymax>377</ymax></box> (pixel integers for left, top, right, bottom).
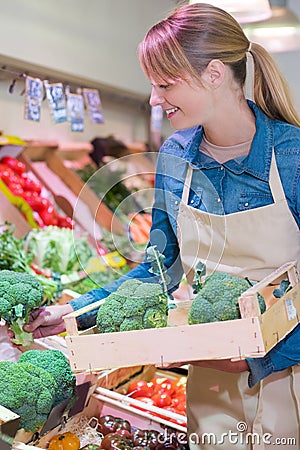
<box><xmin>22</xmin><ymin>3</ymin><xmax>300</xmax><ymax>449</ymax></box>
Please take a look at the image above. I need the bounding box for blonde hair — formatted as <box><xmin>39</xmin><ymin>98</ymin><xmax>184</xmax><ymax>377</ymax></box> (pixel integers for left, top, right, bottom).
<box><xmin>139</xmin><ymin>3</ymin><xmax>300</xmax><ymax>127</ymax></box>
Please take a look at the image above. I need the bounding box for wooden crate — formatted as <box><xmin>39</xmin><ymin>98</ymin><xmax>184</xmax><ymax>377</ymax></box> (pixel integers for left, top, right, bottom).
<box><xmin>63</xmin><ymin>261</ymin><xmax>300</xmax><ymax>372</ymax></box>
<box><xmin>0</xmin><ymin>405</ymin><xmax>20</xmax><ymax>450</ymax></box>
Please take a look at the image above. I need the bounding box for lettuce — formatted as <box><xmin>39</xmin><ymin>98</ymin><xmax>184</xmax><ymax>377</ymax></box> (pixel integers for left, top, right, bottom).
<box><xmin>24</xmin><ymin>226</ymin><xmax>95</xmax><ymax>274</ymax></box>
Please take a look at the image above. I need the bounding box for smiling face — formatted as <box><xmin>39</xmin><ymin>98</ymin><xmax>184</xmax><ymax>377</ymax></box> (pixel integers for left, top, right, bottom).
<box><xmin>149</xmin><ymin>77</ymin><xmax>211</xmax><ymax>130</ymax></box>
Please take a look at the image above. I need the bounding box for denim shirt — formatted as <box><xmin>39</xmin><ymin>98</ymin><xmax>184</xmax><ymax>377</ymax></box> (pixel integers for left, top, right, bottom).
<box><xmin>70</xmin><ymin>100</ymin><xmax>300</xmax><ymax>386</ymax></box>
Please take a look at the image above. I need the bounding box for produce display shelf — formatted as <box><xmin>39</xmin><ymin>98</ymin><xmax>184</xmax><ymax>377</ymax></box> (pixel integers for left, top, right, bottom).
<box><xmin>12</xmin><ymin>365</ymin><xmax>186</xmax><ymax>449</ymax></box>
<box><xmin>63</xmin><ymin>261</ymin><xmax>300</xmax><ymax>372</ymax></box>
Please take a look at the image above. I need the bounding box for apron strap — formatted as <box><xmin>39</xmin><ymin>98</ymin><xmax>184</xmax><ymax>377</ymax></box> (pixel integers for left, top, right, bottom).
<box><xmin>182</xmin><ymin>165</ymin><xmax>193</xmax><ymax>204</ymax></box>
<box><xmin>269</xmin><ymin>150</ymin><xmax>286</xmax><ymax>203</ymax></box>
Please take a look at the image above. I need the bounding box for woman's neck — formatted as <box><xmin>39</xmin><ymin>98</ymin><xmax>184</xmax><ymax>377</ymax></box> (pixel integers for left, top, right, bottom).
<box><xmin>203</xmin><ymin>97</ymin><xmax>256</xmax><ymax>147</ymax></box>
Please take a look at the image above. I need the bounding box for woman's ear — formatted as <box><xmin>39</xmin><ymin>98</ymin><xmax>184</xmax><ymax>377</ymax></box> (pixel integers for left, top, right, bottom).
<box><xmin>202</xmin><ymin>59</ymin><xmax>225</xmax><ymax>88</ymax></box>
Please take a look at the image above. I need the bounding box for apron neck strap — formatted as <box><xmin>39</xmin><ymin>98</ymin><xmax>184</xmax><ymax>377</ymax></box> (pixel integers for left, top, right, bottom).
<box><xmin>182</xmin><ymin>165</ymin><xmax>193</xmax><ymax>204</ymax></box>
<box><xmin>269</xmin><ymin>150</ymin><xmax>286</xmax><ymax>203</ymax></box>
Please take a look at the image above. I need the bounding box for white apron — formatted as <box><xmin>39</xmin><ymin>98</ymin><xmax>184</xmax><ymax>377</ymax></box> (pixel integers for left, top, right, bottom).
<box><xmin>177</xmin><ymin>151</ymin><xmax>300</xmax><ymax>449</ymax></box>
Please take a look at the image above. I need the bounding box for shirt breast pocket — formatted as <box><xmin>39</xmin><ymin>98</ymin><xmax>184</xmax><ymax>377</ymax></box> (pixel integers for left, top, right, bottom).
<box><xmin>238</xmin><ymin>193</ymin><xmax>273</xmax><ymax>211</ymax></box>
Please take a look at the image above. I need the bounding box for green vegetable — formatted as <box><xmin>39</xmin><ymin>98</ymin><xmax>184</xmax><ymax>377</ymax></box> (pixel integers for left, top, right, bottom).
<box><xmin>18</xmin><ymin>349</ymin><xmax>77</xmax><ymax>408</ymax></box>
<box><xmin>0</xmin><ymin>222</ymin><xmax>31</xmax><ymax>272</ymax></box>
<box><xmin>24</xmin><ymin>226</ymin><xmax>95</xmax><ymax>274</ymax></box>
<box><xmin>188</xmin><ymin>265</ymin><xmax>266</xmax><ymax>324</ymax></box>
<box><xmin>96</xmin><ymin>279</ymin><xmax>168</xmax><ymax>333</ymax></box>
<box><xmin>0</xmin><ymin>222</ymin><xmax>58</xmax><ymax>302</ymax></box>
<box><xmin>0</xmin><ymin>360</ymin><xmax>57</xmax><ymax>432</ymax></box>
<box><xmin>273</xmin><ymin>279</ymin><xmax>292</xmax><ymax>298</ymax></box>
<box><xmin>0</xmin><ymin>270</ymin><xmax>44</xmax><ymax>347</ymax></box>
<box><xmin>146</xmin><ymin>245</ymin><xmax>176</xmax><ymax>310</ymax></box>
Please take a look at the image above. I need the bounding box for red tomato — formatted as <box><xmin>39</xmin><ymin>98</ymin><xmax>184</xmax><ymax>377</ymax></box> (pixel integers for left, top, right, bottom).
<box><xmin>22</xmin><ymin>176</ymin><xmax>42</xmax><ymax>194</ymax></box>
<box><xmin>21</xmin><ymin>191</ymin><xmax>45</xmax><ymax>212</ymax></box>
<box><xmin>7</xmin><ymin>182</ymin><xmax>24</xmax><ymax>196</ymax></box>
<box><xmin>57</xmin><ymin>215</ymin><xmax>74</xmax><ymax>229</ymax></box>
<box><xmin>171</xmin><ymin>394</ymin><xmax>186</xmax><ymax>408</ymax></box>
<box><xmin>1</xmin><ymin>156</ymin><xmax>26</xmax><ymax>175</ymax></box>
<box><xmin>0</xmin><ymin>164</ymin><xmax>15</xmax><ymax>184</ymax></box>
<box><xmin>38</xmin><ymin>205</ymin><xmax>58</xmax><ymax>226</ymax></box>
<box><xmin>151</xmin><ymin>393</ymin><xmax>172</xmax><ymax>408</ymax></box>
<box><xmin>174</xmin><ymin>401</ymin><xmax>186</xmax><ymax>414</ymax></box>
<box><xmin>127</xmin><ymin>380</ymin><xmax>154</xmax><ymax>398</ymax></box>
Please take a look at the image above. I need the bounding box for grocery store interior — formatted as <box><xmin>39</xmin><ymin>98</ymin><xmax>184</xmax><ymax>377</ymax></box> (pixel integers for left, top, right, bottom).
<box><xmin>0</xmin><ymin>1</ymin><xmax>300</xmax><ymax>449</ymax></box>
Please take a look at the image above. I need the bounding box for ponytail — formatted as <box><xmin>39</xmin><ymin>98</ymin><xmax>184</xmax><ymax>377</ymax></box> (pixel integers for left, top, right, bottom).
<box><xmin>250</xmin><ymin>42</ymin><xmax>300</xmax><ymax>126</ymax></box>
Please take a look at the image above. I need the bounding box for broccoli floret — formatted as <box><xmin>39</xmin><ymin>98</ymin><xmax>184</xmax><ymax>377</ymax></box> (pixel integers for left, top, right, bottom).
<box><xmin>120</xmin><ymin>316</ymin><xmax>144</xmax><ymax>331</ymax></box>
<box><xmin>143</xmin><ymin>307</ymin><xmax>168</xmax><ymax>328</ymax></box>
<box><xmin>0</xmin><ymin>270</ymin><xmax>44</xmax><ymax>347</ymax></box>
<box><xmin>96</xmin><ymin>279</ymin><xmax>168</xmax><ymax>333</ymax></box>
<box><xmin>117</xmin><ymin>279</ymin><xmax>143</xmax><ymax>295</ymax></box>
<box><xmin>188</xmin><ymin>269</ymin><xmax>266</xmax><ymax>324</ymax></box>
<box><xmin>212</xmin><ymin>301</ymin><xmax>239</xmax><ymax>321</ymax></box>
<box><xmin>96</xmin><ymin>295</ymin><xmax>125</xmax><ymax>333</ymax></box>
<box><xmin>0</xmin><ymin>360</ymin><xmax>57</xmax><ymax>432</ymax></box>
<box><xmin>188</xmin><ymin>297</ymin><xmax>216</xmax><ymax>324</ymax></box>
<box><xmin>18</xmin><ymin>349</ymin><xmax>77</xmax><ymax>408</ymax></box>
<box><xmin>123</xmin><ymin>297</ymin><xmax>148</xmax><ymax>317</ymax></box>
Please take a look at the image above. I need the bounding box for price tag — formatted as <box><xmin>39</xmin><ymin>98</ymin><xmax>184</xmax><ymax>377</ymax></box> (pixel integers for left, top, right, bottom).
<box><xmin>285</xmin><ymin>297</ymin><xmax>297</xmax><ymax>320</ymax></box>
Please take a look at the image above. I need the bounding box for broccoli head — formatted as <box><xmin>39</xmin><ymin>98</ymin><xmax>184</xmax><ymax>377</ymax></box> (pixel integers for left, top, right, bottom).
<box><xmin>96</xmin><ymin>279</ymin><xmax>168</xmax><ymax>333</ymax></box>
<box><xmin>188</xmin><ymin>297</ymin><xmax>217</xmax><ymax>325</ymax></box>
<box><xmin>188</xmin><ymin>269</ymin><xmax>266</xmax><ymax>324</ymax></box>
<box><xmin>18</xmin><ymin>349</ymin><xmax>77</xmax><ymax>408</ymax></box>
<box><xmin>0</xmin><ymin>270</ymin><xmax>44</xmax><ymax>347</ymax></box>
<box><xmin>0</xmin><ymin>360</ymin><xmax>57</xmax><ymax>432</ymax></box>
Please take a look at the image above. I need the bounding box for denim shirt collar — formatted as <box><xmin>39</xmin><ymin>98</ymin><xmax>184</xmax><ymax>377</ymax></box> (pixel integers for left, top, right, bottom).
<box><xmin>182</xmin><ymin>100</ymin><xmax>274</xmax><ymax>182</ymax></box>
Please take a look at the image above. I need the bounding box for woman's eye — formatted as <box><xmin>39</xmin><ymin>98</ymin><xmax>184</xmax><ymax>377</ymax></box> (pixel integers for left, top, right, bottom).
<box><xmin>159</xmin><ymin>84</ymin><xmax>170</xmax><ymax>89</ymax></box>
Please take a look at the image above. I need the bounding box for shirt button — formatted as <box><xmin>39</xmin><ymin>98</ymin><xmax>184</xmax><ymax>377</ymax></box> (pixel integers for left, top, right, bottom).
<box><xmin>190</xmin><ymin>200</ymin><xmax>194</xmax><ymax>204</ymax></box>
<box><xmin>220</xmin><ymin>166</ymin><xmax>224</xmax><ymax>170</ymax></box>
<box><xmin>175</xmin><ymin>200</ymin><xmax>178</xmax><ymax>205</ymax></box>
<box><xmin>244</xmin><ymin>202</ymin><xmax>249</xmax><ymax>207</ymax></box>
<box><xmin>217</xmin><ymin>198</ymin><xmax>221</xmax><ymax>203</ymax></box>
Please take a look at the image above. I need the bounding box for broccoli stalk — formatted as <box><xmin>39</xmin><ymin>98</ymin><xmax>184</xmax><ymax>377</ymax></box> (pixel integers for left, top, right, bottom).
<box><xmin>146</xmin><ymin>245</ymin><xmax>176</xmax><ymax>310</ymax></box>
<box><xmin>8</xmin><ymin>304</ymin><xmax>34</xmax><ymax>347</ymax></box>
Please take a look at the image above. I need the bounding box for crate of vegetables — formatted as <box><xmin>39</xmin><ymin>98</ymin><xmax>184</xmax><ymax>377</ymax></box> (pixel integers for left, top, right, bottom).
<box><xmin>63</xmin><ymin>245</ymin><xmax>300</xmax><ymax>372</ymax></box>
<box><xmin>23</xmin><ymin>386</ymin><xmax>188</xmax><ymax>449</ymax></box>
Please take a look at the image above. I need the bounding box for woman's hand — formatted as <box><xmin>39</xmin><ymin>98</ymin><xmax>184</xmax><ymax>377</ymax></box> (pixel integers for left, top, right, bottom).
<box><xmin>7</xmin><ymin>304</ymin><xmax>74</xmax><ymax>340</ymax></box>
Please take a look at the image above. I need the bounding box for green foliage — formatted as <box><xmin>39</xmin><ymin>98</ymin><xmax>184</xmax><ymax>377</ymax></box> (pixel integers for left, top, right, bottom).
<box><xmin>0</xmin><ymin>223</ymin><xmax>58</xmax><ymax>303</ymax></box>
<box><xmin>18</xmin><ymin>349</ymin><xmax>77</xmax><ymax>408</ymax></box>
<box><xmin>192</xmin><ymin>261</ymin><xmax>206</xmax><ymax>293</ymax></box>
<box><xmin>0</xmin><ymin>360</ymin><xmax>57</xmax><ymax>432</ymax></box>
<box><xmin>188</xmin><ymin>264</ymin><xmax>266</xmax><ymax>325</ymax></box>
<box><xmin>0</xmin><ymin>270</ymin><xmax>44</xmax><ymax>347</ymax></box>
<box><xmin>0</xmin><ymin>223</ymin><xmax>32</xmax><ymax>272</ymax></box>
<box><xmin>96</xmin><ymin>278</ymin><xmax>168</xmax><ymax>333</ymax></box>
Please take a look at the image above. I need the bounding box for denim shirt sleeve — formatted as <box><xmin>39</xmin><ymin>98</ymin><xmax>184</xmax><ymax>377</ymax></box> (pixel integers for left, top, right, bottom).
<box><xmin>247</xmin><ymin>323</ymin><xmax>300</xmax><ymax>387</ymax></box>
<box><xmin>70</xmin><ymin>149</ymin><xmax>184</xmax><ymax>330</ymax></box>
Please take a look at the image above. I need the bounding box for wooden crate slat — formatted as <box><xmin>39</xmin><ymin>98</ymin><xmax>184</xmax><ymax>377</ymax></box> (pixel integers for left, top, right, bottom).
<box><xmin>65</xmin><ymin>317</ymin><xmax>264</xmax><ymax>372</ymax></box>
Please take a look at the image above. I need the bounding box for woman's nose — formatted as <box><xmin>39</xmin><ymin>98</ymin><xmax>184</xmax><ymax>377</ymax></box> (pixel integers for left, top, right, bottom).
<box><xmin>149</xmin><ymin>87</ymin><xmax>164</xmax><ymax>107</ymax></box>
